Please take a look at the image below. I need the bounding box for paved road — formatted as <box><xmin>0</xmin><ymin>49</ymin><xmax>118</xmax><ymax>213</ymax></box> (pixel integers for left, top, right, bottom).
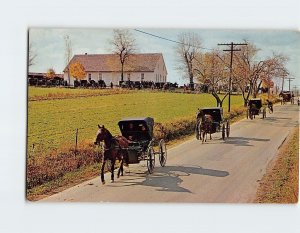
<box><xmin>42</xmin><ymin>104</ymin><xmax>299</xmax><ymax>203</ymax></box>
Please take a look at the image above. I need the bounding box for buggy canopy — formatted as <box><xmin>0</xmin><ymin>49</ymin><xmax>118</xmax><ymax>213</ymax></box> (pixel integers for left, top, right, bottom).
<box><xmin>197</xmin><ymin>107</ymin><xmax>223</xmax><ymax>122</ymax></box>
<box><xmin>248</xmin><ymin>98</ymin><xmax>262</xmax><ymax>109</ymax></box>
<box><xmin>118</xmin><ymin>117</ymin><xmax>154</xmax><ymax>141</ymax></box>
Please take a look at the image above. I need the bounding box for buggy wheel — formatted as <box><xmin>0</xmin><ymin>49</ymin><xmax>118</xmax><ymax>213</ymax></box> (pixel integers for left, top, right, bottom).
<box><xmin>195</xmin><ymin>119</ymin><xmax>202</xmax><ymax>140</ymax></box>
<box><xmin>226</xmin><ymin>121</ymin><xmax>230</xmax><ymax>138</ymax></box>
<box><xmin>147</xmin><ymin>146</ymin><xmax>155</xmax><ymax>174</ymax></box>
<box><xmin>158</xmin><ymin>139</ymin><xmax>167</xmax><ymax>167</ymax></box>
<box><xmin>195</xmin><ymin>124</ymin><xmax>199</xmax><ymax>140</ymax></box>
<box><xmin>249</xmin><ymin>110</ymin><xmax>253</xmax><ymax>120</ymax></box>
<box><xmin>222</xmin><ymin>124</ymin><xmax>225</xmax><ymax>140</ymax></box>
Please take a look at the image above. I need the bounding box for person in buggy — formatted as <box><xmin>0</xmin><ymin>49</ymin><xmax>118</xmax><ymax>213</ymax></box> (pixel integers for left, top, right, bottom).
<box><xmin>266</xmin><ymin>99</ymin><xmax>273</xmax><ymax>113</ymax></box>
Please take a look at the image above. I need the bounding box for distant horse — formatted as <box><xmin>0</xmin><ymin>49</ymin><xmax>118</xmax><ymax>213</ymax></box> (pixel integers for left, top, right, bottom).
<box><xmin>94</xmin><ymin>125</ymin><xmax>129</xmax><ymax>184</ymax></box>
<box><xmin>201</xmin><ymin>114</ymin><xmax>213</xmax><ymax>143</ymax></box>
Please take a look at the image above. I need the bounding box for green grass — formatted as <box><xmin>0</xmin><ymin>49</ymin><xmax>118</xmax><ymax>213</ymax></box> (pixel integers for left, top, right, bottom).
<box><xmin>27</xmin><ymin>87</ymin><xmax>244</xmax><ymax>155</ymax></box>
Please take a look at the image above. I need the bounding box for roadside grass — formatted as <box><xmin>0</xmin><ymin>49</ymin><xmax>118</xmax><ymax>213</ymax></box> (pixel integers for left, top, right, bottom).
<box><xmin>255</xmin><ymin>127</ymin><xmax>299</xmax><ymax>203</ymax></box>
<box><xmin>27</xmin><ymin>162</ymin><xmax>101</xmax><ymax>201</ymax></box>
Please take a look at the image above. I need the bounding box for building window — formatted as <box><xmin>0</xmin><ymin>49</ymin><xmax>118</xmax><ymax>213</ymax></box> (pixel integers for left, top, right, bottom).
<box><xmin>98</xmin><ymin>73</ymin><xmax>102</xmax><ymax>81</ymax></box>
<box><xmin>88</xmin><ymin>73</ymin><xmax>91</xmax><ymax>81</ymax></box>
<box><xmin>141</xmin><ymin>73</ymin><xmax>144</xmax><ymax>81</ymax></box>
<box><xmin>160</xmin><ymin>74</ymin><xmax>162</xmax><ymax>82</ymax></box>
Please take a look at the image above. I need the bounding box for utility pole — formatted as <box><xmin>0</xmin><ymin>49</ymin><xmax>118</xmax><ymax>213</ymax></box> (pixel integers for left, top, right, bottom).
<box><xmin>286</xmin><ymin>77</ymin><xmax>295</xmax><ymax>91</ymax></box>
<box><xmin>218</xmin><ymin>42</ymin><xmax>247</xmax><ymax>112</ymax></box>
<box><xmin>281</xmin><ymin>73</ymin><xmax>288</xmax><ymax>92</ymax></box>
<box><xmin>293</xmin><ymin>85</ymin><xmax>299</xmax><ymax>96</ymax></box>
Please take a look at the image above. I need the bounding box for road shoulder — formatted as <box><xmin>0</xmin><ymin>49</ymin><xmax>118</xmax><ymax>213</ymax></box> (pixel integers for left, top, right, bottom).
<box><xmin>255</xmin><ymin>126</ymin><xmax>299</xmax><ymax>203</ymax></box>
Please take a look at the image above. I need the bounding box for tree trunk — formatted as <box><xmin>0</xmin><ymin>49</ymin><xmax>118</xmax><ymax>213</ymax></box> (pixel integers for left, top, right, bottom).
<box><xmin>189</xmin><ymin>70</ymin><xmax>194</xmax><ymax>90</ymax></box>
<box><xmin>212</xmin><ymin>91</ymin><xmax>222</xmax><ymax>107</ymax></box>
<box><xmin>121</xmin><ymin>62</ymin><xmax>124</xmax><ymax>82</ymax></box>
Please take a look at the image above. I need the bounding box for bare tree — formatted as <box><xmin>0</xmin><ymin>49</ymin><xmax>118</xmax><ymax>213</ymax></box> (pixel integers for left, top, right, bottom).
<box><xmin>110</xmin><ymin>29</ymin><xmax>137</xmax><ymax>82</ymax></box>
<box><xmin>233</xmin><ymin>41</ymin><xmax>289</xmax><ymax>103</ymax></box>
<box><xmin>231</xmin><ymin>41</ymin><xmax>259</xmax><ymax>105</ymax></box>
<box><xmin>176</xmin><ymin>32</ymin><xmax>202</xmax><ymax>90</ymax></box>
<box><xmin>194</xmin><ymin>50</ymin><xmax>229</xmax><ymax>107</ymax></box>
<box><xmin>64</xmin><ymin>35</ymin><xmax>73</xmax><ymax>86</ymax></box>
<box><xmin>28</xmin><ymin>42</ymin><xmax>37</xmax><ymax>67</ymax></box>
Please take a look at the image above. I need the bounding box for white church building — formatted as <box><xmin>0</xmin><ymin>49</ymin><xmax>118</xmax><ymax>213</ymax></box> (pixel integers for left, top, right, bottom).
<box><xmin>63</xmin><ymin>53</ymin><xmax>168</xmax><ymax>86</ymax></box>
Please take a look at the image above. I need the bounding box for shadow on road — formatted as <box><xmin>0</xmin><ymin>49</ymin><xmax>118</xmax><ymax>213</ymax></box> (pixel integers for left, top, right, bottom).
<box><xmin>114</xmin><ymin>165</ymin><xmax>229</xmax><ymax>193</ymax></box>
<box><xmin>224</xmin><ymin>136</ymin><xmax>270</xmax><ymax>147</ymax></box>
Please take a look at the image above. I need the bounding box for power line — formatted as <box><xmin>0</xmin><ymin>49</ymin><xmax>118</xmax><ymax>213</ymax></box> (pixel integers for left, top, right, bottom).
<box><xmin>133</xmin><ymin>29</ymin><xmax>214</xmax><ymax>51</ymax></box>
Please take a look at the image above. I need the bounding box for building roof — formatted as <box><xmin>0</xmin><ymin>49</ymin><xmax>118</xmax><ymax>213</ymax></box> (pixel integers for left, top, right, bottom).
<box><xmin>64</xmin><ymin>53</ymin><xmax>165</xmax><ymax>73</ymax></box>
<box><xmin>28</xmin><ymin>72</ymin><xmax>63</xmax><ymax>79</ymax></box>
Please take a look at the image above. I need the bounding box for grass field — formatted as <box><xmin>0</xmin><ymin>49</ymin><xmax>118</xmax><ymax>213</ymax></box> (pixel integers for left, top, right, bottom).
<box><xmin>27</xmin><ymin>87</ymin><xmax>244</xmax><ymax>154</ymax></box>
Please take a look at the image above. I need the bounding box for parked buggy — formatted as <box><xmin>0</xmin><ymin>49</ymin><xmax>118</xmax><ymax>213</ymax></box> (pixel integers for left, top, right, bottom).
<box><xmin>118</xmin><ymin>117</ymin><xmax>167</xmax><ymax>174</ymax></box>
<box><xmin>247</xmin><ymin>98</ymin><xmax>266</xmax><ymax>120</ymax></box>
<box><xmin>195</xmin><ymin>107</ymin><xmax>230</xmax><ymax>141</ymax></box>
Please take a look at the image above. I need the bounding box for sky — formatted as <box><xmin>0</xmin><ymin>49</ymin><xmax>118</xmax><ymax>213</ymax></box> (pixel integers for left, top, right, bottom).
<box><xmin>29</xmin><ymin>28</ymin><xmax>300</xmax><ymax>89</ymax></box>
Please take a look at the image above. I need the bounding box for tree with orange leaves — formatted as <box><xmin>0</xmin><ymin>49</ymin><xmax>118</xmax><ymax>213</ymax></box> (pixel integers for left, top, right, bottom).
<box><xmin>46</xmin><ymin>68</ymin><xmax>56</xmax><ymax>79</ymax></box>
<box><xmin>69</xmin><ymin>62</ymin><xmax>86</xmax><ymax>80</ymax></box>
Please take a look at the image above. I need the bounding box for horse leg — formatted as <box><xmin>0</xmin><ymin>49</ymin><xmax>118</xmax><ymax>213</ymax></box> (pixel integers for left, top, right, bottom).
<box><xmin>110</xmin><ymin>159</ymin><xmax>115</xmax><ymax>183</ymax></box>
<box><xmin>117</xmin><ymin>158</ymin><xmax>124</xmax><ymax>178</ymax></box>
<box><xmin>198</xmin><ymin>123</ymin><xmax>202</xmax><ymax>140</ymax></box>
<box><xmin>100</xmin><ymin>159</ymin><xmax>106</xmax><ymax>185</ymax></box>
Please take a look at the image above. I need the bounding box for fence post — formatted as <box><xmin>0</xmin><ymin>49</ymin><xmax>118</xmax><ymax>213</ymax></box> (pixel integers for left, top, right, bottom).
<box><xmin>31</xmin><ymin>143</ymin><xmax>35</xmax><ymax>165</ymax></box>
<box><xmin>75</xmin><ymin>128</ymin><xmax>78</xmax><ymax>156</ymax></box>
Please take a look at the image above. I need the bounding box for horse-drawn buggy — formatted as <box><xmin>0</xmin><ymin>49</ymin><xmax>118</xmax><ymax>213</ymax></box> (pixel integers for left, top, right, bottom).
<box><xmin>118</xmin><ymin>117</ymin><xmax>167</xmax><ymax>173</ymax></box>
<box><xmin>94</xmin><ymin>117</ymin><xmax>167</xmax><ymax>184</ymax></box>
<box><xmin>279</xmin><ymin>91</ymin><xmax>293</xmax><ymax>104</ymax></box>
<box><xmin>195</xmin><ymin>107</ymin><xmax>230</xmax><ymax>142</ymax></box>
<box><xmin>247</xmin><ymin>98</ymin><xmax>266</xmax><ymax>119</ymax></box>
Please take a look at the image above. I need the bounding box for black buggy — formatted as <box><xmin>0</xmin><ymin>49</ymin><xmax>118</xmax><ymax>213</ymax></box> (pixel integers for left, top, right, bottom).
<box><xmin>279</xmin><ymin>91</ymin><xmax>293</xmax><ymax>105</ymax></box>
<box><xmin>118</xmin><ymin>117</ymin><xmax>167</xmax><ymax>174</ymax></box>
<box><xmin>247</xmin><ymin>98</ymin><xmax>266</xmax><ymax>120</ymax></box>
<box><xmin>195</xmin><ymin>107</ymin><xmax>230</xmax><ymax>141</ymax></box>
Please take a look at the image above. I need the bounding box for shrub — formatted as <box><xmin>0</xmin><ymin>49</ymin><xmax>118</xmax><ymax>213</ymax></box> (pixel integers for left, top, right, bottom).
<box><xmin>154</xmin><ymin>116</ymin><xmax>196</xmax><ymax>141</ymax></box>
<box><xmin>27</xmin><ymin>141</ymin><xmax>102</xmax><ymax>189</ymax></box>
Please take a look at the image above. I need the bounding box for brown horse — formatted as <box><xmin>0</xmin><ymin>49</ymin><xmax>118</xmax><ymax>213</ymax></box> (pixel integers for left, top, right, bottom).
<box><xmin>201</xmin><ymin>114</ymin><xmax>213</xmax><ymax>143</ymax></box>
<box><xmin>94</xmin><ymin>125</ymin><xmax>129</xmax><ymax>184</ymax></box>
